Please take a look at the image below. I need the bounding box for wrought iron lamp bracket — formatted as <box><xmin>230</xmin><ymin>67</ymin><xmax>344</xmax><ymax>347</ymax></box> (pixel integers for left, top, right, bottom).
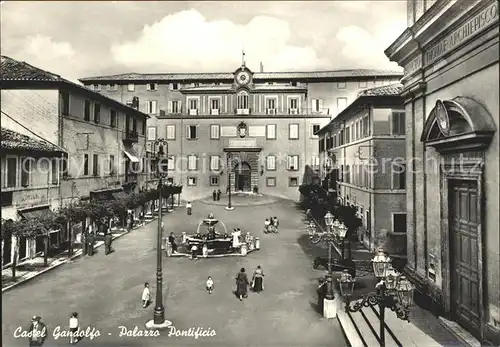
<box><xmin>344</xmin><ymin>292</ymin><xmax>411</xmax><ymax>321</ymax></box>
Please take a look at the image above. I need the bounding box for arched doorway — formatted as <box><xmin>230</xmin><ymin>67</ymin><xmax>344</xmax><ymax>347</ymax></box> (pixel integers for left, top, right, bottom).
<box><xmin>234</xmin><ymin>162</ymin><xmax>251</xmax><ymax>192</ymax></box>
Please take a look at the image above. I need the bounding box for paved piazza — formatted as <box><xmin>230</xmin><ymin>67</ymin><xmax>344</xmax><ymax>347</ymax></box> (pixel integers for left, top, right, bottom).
<box><xmin>2</xmin><ymin>198</ymin><xmax>346</xmax><ymax>347</ymax></box>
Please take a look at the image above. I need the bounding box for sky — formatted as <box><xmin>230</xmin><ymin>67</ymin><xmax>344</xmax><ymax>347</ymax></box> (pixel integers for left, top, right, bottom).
<box><xmin>0</xmin><ymin>1</ymin><xmax>407</xmax><ymax>82</ymax></box>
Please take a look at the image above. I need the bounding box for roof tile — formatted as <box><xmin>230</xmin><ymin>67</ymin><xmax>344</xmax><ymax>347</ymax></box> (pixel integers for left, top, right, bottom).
<box><xmin>357</xmin><ymin>83</ymin><xmax>403</xmax><ymax>96</ymax></box>
<box><xmin>1</xmin><ymin>127</ymin><xmax>64</xmax><ymax>153</ymax></box>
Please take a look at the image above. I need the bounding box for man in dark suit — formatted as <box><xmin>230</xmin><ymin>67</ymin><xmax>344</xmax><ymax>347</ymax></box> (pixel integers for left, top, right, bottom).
<box><xmin>28</xmin><ymin>316</ymin><xmax>47</xmax><ymax>346</ymax></box>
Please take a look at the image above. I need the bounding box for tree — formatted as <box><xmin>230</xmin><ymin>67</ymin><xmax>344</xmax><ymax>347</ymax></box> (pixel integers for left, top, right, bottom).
<box><xmin>56</xmin><ymin>201</ymin><xmax>87</xmax><ymax>258</ymax></box>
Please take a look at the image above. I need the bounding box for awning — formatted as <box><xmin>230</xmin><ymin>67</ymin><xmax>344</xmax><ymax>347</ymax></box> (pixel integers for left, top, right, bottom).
<box><xmin>123</xmin><ymin>148</ymin><xmax>140</xmax><ymax>163</ymax></box>
<box><xmin>18</xmin><ymin>205</ymin><xmax>56</xmax><ymax>220</ymax></box>
<box><xmin>112</xmin><ymin>191</ymin><xmax>129</xmax><ymax>201</ymax></box>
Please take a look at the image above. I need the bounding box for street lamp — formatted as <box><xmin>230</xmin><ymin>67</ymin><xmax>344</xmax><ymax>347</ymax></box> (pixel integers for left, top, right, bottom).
<box><xmin>338</xmin><ymin>249</ymin><xmax>415</xmax><ymax>347</ymax></box>
<box><xmin>145</xmin><ymin>138</ymin><xmax>171</xmax><ymax>330</ymax></box>
<box><xmin>309</xmin><ymin>211</ymin><xmax>337</xmax><ymax>318</ymax></box>
<box><xmin>225</xmin><ymin>152</ymin><xmax>234</xmax><ymax>211</ymax></box>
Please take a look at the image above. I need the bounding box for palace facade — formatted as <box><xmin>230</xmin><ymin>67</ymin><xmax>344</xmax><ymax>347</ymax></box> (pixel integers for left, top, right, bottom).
<box><xmin>80</xmin><ymin>64</ymin><xmax>402</xmax><ymax>201</ymax></box>
<box><xmin>385</xmin><ymin>0</ymin><xmax>499</xmax><ymax>343</ymax></box>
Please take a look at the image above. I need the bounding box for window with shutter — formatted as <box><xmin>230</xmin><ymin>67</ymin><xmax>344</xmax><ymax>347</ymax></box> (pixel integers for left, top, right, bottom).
<box><xmin>392</xmin><ymin>162</ymin><xmax>406</xmax><ymax>189</ymax></box>
<box><xmin>61</xmin><ymin>92</ymin><xmax>70</xmax><ymax>115</ymax></box>
<box><xmin>94</xmin><ymin>103</ymin><xmax>101</xmax><ymax>123</ymax></box>
<box><xmin>187</xmin><ymin>125</ymin><xmax>197</xmax><ymax>139</ymax></box>
<box><xmin>147</xmin><ymin>127</ymin><xmax>157</xmax><ymax>141</ymax></box>
<box><xmin>289</xmin><ymin>124</ymin><xmax>299</xmax><ymax>139</ymax></box>
<box><xmin>51</xmin><ymin>158</ymin><xmax>58</xmax><ymax>184</ymax></box>
<box><xmin>266</xmin><ymin>124</ymin><xmax>276</xmax><ymax>139</ymax></box>
<box><xmin>189</xmin><ymin>99</ymin><xmax>198</xmax><ymax>110</ymax></box>
<box><xmin>93</xmin><ymin>154</ymin><xmax>99</xmax><ymax>176</ymax></box>
<box><xmin>311</xmin><ymin>124</ymin><xmax>320</xmax><ymax>137</ymax></box>
<box><xmin>166</xmin><ymin>125</ymin><xmax>176</xmax><ymax>140</ymax></box>
<box><xmin>127</xmin><ymin>84</ymin><xmax>135</xmax><ymax>92</ymax></box>
<box><xmin>391</xmin><ymin>112</ymin><xmax>405</xmax><ymax>135</ymax></box>
<box><xmin>210</xmin><ymin>125</ymin><xmax>220</xmax><ymax>139</ymax></box>
<box><xmin>287</xmin><ymin>155</ymin><xmax>299</xmax><ymax>171</ymax></box>
<box><xmin>147</xmin><ymin>100</ymin><xmax>157</xmax><ymax>114</ymax></box>
<box><xmin>84</xmin><ymin>100</ymin><xmax>91</xmax><ymax>121</ymax></box>
<box><xmin>20</xmin><ymin>158</ymin><xmax>32</xmax><ymax>187</ymax></box>
<box><xmin>210</xmin><ymin>156</ymin><xmax>220</xmax><ymax>171</ymax></box>
<box><xmin>188</xmin><ymin>155</ymin><xmax>197</xmax><ymax>170</ymax></box>
<box><xmin>266</xmin><ymin>155</ymin><xmax>276</xmax><ymax>170</ymax></box>
<box><xmin>172</xmin><ymin>101</ymin><xmax>180</xmax><ymax>113</ymax></box>
<box><xmin>168</xmin><ymin>156</ymin><xmax>175</xmax><ymax>171</ymax></box>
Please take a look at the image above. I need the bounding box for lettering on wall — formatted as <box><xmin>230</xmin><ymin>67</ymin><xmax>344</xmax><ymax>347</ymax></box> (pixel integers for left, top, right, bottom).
<box><xmin>425</xmin><ymin>2</ymin><xmax>498</xmax><ymax>65</ymax></box>
<box><xmin>404</xmin><ymin>55</ymin><xmax>422</xmax><ymax>75</ymax></box>
<box><xmin>16</xmin><ymin>191</ymin><xmax>47</xmax><ymax>205</ymax></box>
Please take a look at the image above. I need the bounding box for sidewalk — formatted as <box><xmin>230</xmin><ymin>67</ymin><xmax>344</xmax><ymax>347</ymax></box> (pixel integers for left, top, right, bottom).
<box><xmin>1</xmin><ymin>215</ymin><xmax>162</xmax><ymax>293</ymax></box>
<box><xmin>336</xmin><ymin>275</ymin><xmax>464</xmax><ymax>347</ymax></box>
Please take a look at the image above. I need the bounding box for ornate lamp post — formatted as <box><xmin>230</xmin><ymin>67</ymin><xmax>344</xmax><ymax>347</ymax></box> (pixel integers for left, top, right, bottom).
<box><xmin>310</xmin><ymin>211</ymin><xmax>337</xmax><ymax>318</ymax></box>
<box><xmin>338</xmin><ymin>249</ymin><xmax>415</xmax><ymax>347</ymax></box>
<box><xmin>225</xmin><ymin>152</ymin><xmax>234</xmax><ymax>211</ymax></box>
<box><xmin>145</xmin><ymin>138</ymin><xmax>171</xmax><ymax>330</ymax></box>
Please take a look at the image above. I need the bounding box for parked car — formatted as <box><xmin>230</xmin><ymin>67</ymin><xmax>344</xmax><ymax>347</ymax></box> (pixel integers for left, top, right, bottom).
<box><xmin>313</xmin><ymin>257</ymin><xmax>356</xmax><ymax>278</ymax></box>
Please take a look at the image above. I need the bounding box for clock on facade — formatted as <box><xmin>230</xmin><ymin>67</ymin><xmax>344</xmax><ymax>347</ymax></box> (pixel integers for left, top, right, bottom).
<box><xmin>236</xmin><ymin>70</ymin><xmax>251</xmax><ymax>86</ymax></box>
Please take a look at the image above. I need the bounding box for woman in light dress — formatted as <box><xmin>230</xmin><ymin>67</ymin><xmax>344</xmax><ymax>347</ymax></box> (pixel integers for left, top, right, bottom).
<box><xmin>252</xmin><ymin>265</ymin><xmax>265</xmax><ymax>293</ymax></box>
<box><xmin>142</xmin><ymin>282</ymin><xmax>150</xmax><ymax>308</ymax></box>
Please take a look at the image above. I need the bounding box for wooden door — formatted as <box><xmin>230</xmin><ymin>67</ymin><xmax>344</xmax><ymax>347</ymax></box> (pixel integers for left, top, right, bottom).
<box><xmin>449</xmin><ymin>179</ymin><xmax>481</xmax><ymax>335</ymax></box>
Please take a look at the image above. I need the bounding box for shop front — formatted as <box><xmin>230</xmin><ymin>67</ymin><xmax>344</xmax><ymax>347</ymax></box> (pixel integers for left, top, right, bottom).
<box><xmin>385</xmin><ymin>0</ymin><xmax>499</xmax><ymax>343</ymax></box>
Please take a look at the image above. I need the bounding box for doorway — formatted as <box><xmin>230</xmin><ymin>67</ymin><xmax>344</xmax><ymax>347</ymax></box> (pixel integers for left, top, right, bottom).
<box><xmin>449</xmin><ymin>179</ymin><xmax>480</xmax><ymax>336</ymax></box>
<box><xmin>235</xmin><ymin>162</ymin><xmax>251</xmax><ymax>191</ymax></box>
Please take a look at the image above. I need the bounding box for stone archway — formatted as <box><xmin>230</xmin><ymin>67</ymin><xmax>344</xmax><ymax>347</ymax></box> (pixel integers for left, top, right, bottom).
<box><xmin>234</xmin><ymin>162</ymin><xmax>251</xmax><ymax>192</ymax></box>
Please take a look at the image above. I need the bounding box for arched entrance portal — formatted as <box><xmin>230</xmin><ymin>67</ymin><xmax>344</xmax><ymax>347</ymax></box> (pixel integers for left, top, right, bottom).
<box><xmin>234</xmin><ymin>162</ymin><xmax>251</xmax><ymax>192</ymax></box>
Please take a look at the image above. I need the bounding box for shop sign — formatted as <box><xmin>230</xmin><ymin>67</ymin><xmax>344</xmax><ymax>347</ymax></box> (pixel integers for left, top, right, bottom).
<box><xmin>425</xmin><ymin>2</ymin><xmax>498</xmax><ymax>65</ymax></box>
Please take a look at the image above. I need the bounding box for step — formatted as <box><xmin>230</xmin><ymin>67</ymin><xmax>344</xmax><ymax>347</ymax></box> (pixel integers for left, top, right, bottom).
<box><xmin>438</xmin><ymin>317</ymin><xmax>481</xmax><ymax>347</ymax></box>
<box><xmin>337</xmin><ymin>303</ymin><xmax>365</xmax><ymax>347</ymax></box>
<box><xmin>348</xmin><ymin>303</ymin><xmax>381</xmax><ymax>347</ymax></box>
<box><xmin>362</xmin><ymin>305</ymin><xmax>400</xmax><ymax>347</ymax></box>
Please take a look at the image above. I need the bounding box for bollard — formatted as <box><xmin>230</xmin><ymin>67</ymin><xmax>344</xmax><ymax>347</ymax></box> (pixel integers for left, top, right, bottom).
<box><xmin>202</xmin><ymin>244</ymin><xmax>208</xmax><ymax>258</ymax></box>
<box><xmin>255</xmin><ymin>237</ymin><xmax>260</xmax><ymax>250</ymax></box>
<box><xmin>241</xmin><ymin>243</ymin><xmax>248</xmax><ymax>256</ymax></box>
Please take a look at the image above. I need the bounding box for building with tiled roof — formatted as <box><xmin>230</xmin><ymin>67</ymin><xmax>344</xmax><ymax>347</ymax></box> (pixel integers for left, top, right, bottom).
<box><xmin>316</xmin><ymin>81</ymin><xmax>406</xmax><ymax>257</ymax></box>
<box><xmin>1</xmin><ymin>56</ymin><xmax>151</xmax><ymax>249</ymax></box>
<box><xmin>78</xmin><ymin>60</ymin><xmax>403</xmax><ymax>201</ymax></box>
<box><xmin>1</xmin><ymin>127</ymin><xmax>64</xmax><ymax>153</ymax></box>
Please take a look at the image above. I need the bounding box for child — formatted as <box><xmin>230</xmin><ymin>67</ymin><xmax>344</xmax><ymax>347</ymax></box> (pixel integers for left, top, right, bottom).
<box><xmin>206</xmin><ymin>276</ymin><xmax>214</xmax><ymax>294</ymax></box>
<box><xmin>69</xmin><ymin>312</ymin><xmax>79</xmax><ymax>344</ymax></box>
<box><xmin>142</xmin><ymin>282</ymin><xmax>150</xmax><ymax>308</ymax></box>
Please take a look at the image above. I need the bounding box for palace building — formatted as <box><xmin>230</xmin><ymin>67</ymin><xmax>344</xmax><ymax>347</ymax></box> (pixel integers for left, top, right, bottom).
<box><xmin>385</xmin><ymin>0</ymin><xmax>499</xmax><ymax>344</ymax></box>
<box><xmin>79</xmin><ymin>62</ymin><xmax>402</xmax><ymax>201</ymax></box>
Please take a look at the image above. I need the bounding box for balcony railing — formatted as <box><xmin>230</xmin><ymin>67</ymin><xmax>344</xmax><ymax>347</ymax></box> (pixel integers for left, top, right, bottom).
<box><xmin>158</xmin><ymin>107</ymin><xmax>330</xmax><ymax>117</ymax></box>
<box><xmin>122</xmin><ymin>130</ymin><xmax>139</xmax><ymax>143</ymax></box>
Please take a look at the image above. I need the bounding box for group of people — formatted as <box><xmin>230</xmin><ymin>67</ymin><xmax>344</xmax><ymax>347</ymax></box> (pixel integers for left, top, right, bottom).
<box><xmin>264</xmin><ymin>217</ymin><xmax>279</xmax><ymax>233</ymax></box>
<box><xmin>212</xmin><ymin>189</ymin><xmax>222</xmax><ymax>201</ymax></box>
<box><xmin>26</xmin><ymin>312</ymin><xmax>79</xmax><ymax>346</ymax></box>
<box><xmin>235</xmin><ymin>266</ymin><xmax>265</xmax><ymax>300</ymax></box>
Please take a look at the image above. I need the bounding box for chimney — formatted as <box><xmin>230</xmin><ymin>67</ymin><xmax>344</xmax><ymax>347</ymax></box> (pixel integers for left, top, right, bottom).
<box><xmin>260</xmin><ymin>62</ymin><xmax>264</xmax><ymax>72</ymax></box>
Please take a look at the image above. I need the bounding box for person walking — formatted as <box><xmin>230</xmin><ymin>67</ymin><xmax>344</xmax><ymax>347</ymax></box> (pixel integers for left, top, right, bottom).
<box><xmin>216</xmin><ymin>189</ymin><xmax>221</xmax><ymax>201</ymax></box>
<box><xmin>142</xmin><ymin>283</ymin><xmax>150</xmax><ymax>308</ymax></box>
<box><xmin>251</xmin><ymin>265</ymin><xmax>265</xmax><ymax>293</ymax></box>
<box><xmin>212</xmin><ymin>190</ymin><xmax>217</xmax><ymax>201</ymax></box>
<box><xmin>69</xmin><ymin>312</ymin><xmax>79</xmax><ymax>344</ymax></box>
<box><xmin>87</xmin><ymin>232</ymin><xmax>95</xmax><ymax>256</ymax></box>
<box><xmin>126</xmin><ymin>213</ymin><xmax>132</xmax><ymax>232</ymax></box>
<box><xmin>235</xmin><ymin>267</ymin><xmax>249</xmax><ymax>301</ymax></box>
<box><xmin>273</xmin><ymin>217</ymin><xmax>279</xmax><ymax>232</ymax></box>
<box><xmin>168</xmin><ymin>232</ymin><xmax>177</xmax><ymax>253</ymax></box>
<box><xmin>27</xmin><ymin>316</ymin><xmax>47</xmax><ymax>346</ymax></box>
<box><xmin>186</xmin><ymin>201</ymin><xmax>192</xmax><ymax>215</ymax></box>
<box><xmin>104</xmin><ymin>232</ymin><xmax>113</xmax><ymax>255</ymax></box>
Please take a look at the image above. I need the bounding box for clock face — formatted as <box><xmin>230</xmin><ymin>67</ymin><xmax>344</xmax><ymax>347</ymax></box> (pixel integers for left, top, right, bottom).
<box><xmin>236</xmin><ymin>71</ymin><xmax>251</xmax><ymax>85</ymax></box>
